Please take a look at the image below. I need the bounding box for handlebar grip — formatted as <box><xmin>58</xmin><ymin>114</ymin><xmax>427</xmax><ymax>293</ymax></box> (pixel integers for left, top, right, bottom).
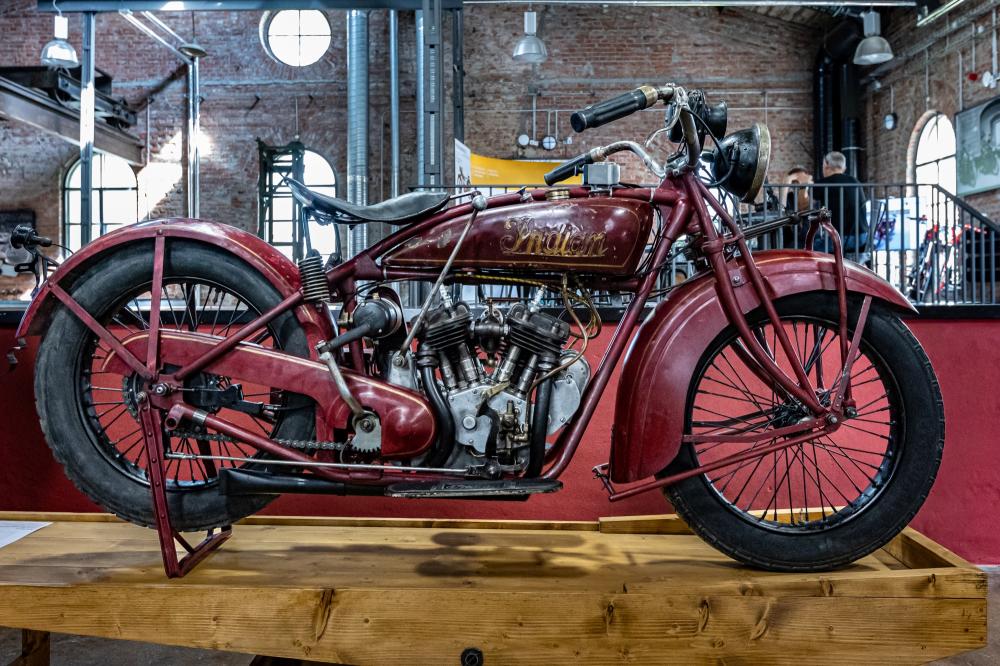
<box><xmin>543</xmin><ymin>151</ymin><xmax>595</xmax><ymax>186</ymax></box>
<box><xmin>10</xmin><ymin>224</ymin><xmax>51</xmax><ymax>249</ymax></box>
<box><xmin>570</xmin><ymin>85</ymin><xmax>661</xmax><ymax>133</ymax></box>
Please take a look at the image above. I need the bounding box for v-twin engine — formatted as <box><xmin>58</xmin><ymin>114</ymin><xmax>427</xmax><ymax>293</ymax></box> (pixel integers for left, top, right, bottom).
<box><xmin>398</xmin><ymin>291</ymin><xmax>590</xmax><ymax>470</ymax></box>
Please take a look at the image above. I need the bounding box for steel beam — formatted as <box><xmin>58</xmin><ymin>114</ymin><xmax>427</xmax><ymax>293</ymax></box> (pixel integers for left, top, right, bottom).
<box><xmin>0</xmin><ymin>78</ymin><xmax>143</xmax><ymax>164</ymax></box>
<box><xmin>39</xmin><ymin>1</ymin><xmax>463</xmax><ymax>11</ymax></box>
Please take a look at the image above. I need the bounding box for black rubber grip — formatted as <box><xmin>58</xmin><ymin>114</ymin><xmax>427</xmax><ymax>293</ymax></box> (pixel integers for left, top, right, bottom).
<box><xmin>570</xmin><ymin>88</ymin><xmax>654</xmax><ymax>132</ymax></box>
<box><xmin>543</xmin><ymin>151</ymin><xmax>594</xmax><ymax>186</ymax></box>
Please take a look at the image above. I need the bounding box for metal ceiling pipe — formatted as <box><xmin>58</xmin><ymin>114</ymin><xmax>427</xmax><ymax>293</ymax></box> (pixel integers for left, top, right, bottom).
<box><xmin>118</xmin><ymin>9</ymin><xmax>201</xmax><ymax>217</ymax></box>
<box><xmin>462</xmin><ymin>0</ymin><xmax>912</xmax><ymax>4</ymax></box>
<box><xmin>346</xmin><ymin>9</ymin><xmax>369</xmax><ymax>256</ymax></box>
<box><xmin>80</xmin><ymin>12</ymin><xmax>96</xmax><ymax>245</ymax></box>
<box><xmin>390</xmin><ymin>9</ymin><xmax>400</xmax><ymax>199</ymax></box>
<box><xmin>118</xmin><ymin>10</ymin><xmax>189</xmax><ymax>63</ymax></box>
<box><xmin>188</xmin><ymin>55</ymin><xmax>200</xmax><ymax>218</ymax></box>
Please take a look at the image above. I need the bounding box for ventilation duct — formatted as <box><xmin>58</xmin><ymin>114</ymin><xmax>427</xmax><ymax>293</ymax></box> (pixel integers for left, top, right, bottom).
<box><xmin>346</xmin><ymin>9</ymin><xmax>368</xmax><ymax>256</ymax></box>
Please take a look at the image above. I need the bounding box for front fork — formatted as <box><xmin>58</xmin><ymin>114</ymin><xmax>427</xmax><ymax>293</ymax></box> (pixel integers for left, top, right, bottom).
<box><xmin>596</xmin><ymin>176</ymin><xmax>872</xmax><ymax>501</ymax></box>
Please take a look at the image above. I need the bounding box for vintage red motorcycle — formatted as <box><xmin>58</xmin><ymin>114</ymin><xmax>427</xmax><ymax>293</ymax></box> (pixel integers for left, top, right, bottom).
<box><xmin>12</xmin><ymin>85</ymin><xmax>943</xmax><ymax>577</ymax></box>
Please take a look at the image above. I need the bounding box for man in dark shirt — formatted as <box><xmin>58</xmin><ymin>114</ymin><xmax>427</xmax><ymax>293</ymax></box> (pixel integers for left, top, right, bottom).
<box><xmin>813</xmin><ymin>151</ymin><xmax>869</xmax><ymax>256</ymax></box>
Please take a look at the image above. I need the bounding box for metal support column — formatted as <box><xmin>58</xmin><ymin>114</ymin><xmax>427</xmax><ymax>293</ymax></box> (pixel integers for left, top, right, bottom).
<box><xmin>187</xmin><ymin>56</ymin><xmax>200</xmax><ymax>218</ymax></box>
<box><xmin>389</xmin><ymin>9</ymin><xmax>400</xmax><ymax>198</ymax></box>
<box><xmin>79</xmin><ymin>12</ymin><xmax>96</xmax><ymax>244</ymax></box>
<box><xmin>451</xmin><ymin>8</ymin><xmax>464</xmax><ymax>145</ymax></box>
<box><xmin>415</xmin><ymin>10</ymin><xmax>425</xmax><ymax>187</ymax></box>
<box><xmin>421</xmin><ymin>0</ymin><xmax>444</xmax><ymax>189</ymax></box>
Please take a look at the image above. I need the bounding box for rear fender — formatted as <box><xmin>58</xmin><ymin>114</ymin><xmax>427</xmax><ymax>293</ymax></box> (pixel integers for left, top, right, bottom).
<box><xmin>611</xmin><ymin>250</ymin><xmax>914</xmax><ymax>484</ymax></box>
<box><xmin>14</xmin><ymin>218</ymin><xmax>330</xmax><ymax>344</ymax></box>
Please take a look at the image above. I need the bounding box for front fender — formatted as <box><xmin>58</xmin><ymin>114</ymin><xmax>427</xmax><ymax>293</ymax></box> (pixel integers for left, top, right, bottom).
<box><xmin>610</xmin><ymin>250</ymin><xmax>914</xmax><ymax>484</ymax></box>
<box><xmin>14</xmin><ymin>218</ymin><xmax>329</xmax><ymax>343</ymax></box>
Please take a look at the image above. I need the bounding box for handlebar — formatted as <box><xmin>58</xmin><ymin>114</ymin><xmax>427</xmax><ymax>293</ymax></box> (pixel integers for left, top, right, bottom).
<box><xmin>545</xmin><ymin>84</ymin><xmax>703</xmax><ymax>186</ymax></box>
<box><xmin>10</xmin><ymin>224</ymin><xmax>51</xmax><ymax>249</ymax></box>
<box><xmin>570</xmin><ymin>85</ymin><xmax>673</xmax><ymax>132</ymax></box>
<box><xmin>543</xmin><ymin>149</ymin><xmax>596</xmax><ymax>186</ymax></box>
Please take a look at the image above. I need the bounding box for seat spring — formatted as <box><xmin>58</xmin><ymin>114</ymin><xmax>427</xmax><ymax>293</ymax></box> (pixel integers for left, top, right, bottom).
<box><xmin>298</xmin><ymin>254</ymin><xmax>331</xmax><ymax>303</ymax></box>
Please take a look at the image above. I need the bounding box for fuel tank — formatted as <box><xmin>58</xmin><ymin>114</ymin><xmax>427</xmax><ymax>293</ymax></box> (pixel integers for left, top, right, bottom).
<box><xmin>383</xmin><ymin>196</ymin><xmax>655</xmax><ymax>276</ymax></box>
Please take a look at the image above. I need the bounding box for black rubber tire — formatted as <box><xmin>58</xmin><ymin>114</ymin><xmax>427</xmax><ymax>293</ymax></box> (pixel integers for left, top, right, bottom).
<box><xmin>34</xmin><ymin>240</ymin><xmax>314</xmax><ymax>531</ymax></box>
<box><xmin>663</xmin><ymin>292</ymin><xmax>945</xmax><ymax>572</ymax></box>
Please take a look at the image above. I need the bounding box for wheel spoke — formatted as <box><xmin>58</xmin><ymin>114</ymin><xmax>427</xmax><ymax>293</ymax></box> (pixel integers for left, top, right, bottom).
<box><xmin>687</xmin><ymin>311</ymin><xmax>898</xmax><ymax>533</ymax></box>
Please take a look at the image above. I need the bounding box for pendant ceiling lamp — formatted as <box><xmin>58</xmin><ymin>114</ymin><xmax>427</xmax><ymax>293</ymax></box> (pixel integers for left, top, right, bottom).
<box><xmin>513</xmin><ymin>11</ymin><xmax>547</xmax><ymax>64</ymax></box>
<box><xmin>41</xmin><ymin>3</ymin><xmax>79</xmax><ymax>69</ymax></box>
<box><xmin>854</xmin><ymin>10</ymin><xmax>894</xmax><ymax>66</ymax></box>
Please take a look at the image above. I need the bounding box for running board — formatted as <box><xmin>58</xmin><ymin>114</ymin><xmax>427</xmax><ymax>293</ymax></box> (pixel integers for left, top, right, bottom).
<box><xmin>219</xmin><ymin>469</ymin><xmax>383</xmax><ymax>496</ymax></box>
<box><xmin>385</xmin><ymin>478</ymin><xmax>562</xmax><ymax>499</ymax></box>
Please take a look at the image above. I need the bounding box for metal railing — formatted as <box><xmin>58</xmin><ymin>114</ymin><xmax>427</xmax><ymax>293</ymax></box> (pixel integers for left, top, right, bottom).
<box><xmin>407</xmin><ymin>182</ymin><xmax>1000</xmax><ymax>310</ymax></box>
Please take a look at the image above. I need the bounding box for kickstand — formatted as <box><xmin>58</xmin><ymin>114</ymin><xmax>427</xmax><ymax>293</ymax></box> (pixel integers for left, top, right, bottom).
<box><xmin>137</xmin><ymin>396</ymin><xmax>231</xmax><ymax>578</ymax></box>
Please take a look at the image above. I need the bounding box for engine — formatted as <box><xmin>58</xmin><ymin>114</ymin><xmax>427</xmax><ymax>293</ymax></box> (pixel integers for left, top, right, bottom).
<box><xmin>399</xmin><ymin>288</ymin><xmax>590</xmax><ymax>470</ymax></box>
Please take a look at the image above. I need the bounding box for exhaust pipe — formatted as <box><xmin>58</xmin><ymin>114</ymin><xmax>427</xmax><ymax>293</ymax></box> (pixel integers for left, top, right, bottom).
<box><xmin>219</xmin><ymin>468</ymin><xmax>385</xmax><ymax>497</ymax></box>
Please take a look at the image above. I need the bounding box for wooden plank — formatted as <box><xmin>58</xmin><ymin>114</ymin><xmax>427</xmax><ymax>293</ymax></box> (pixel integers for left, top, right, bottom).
<box><xmin>0</xmin><ymin>514</ymin><xmax>985</xmax><ymax>663</ymax></box>
<box><xmin>626</xmin><ymin>567</ymin><xmax>987</xmax><ymax>599</ymax></box>
<box><xmin>885</xmin><ymin>527</ymin><xmax>978</xmax><ymax>570</ymax></box>
<box><xmin>0</xmin><ymin>511</ymin><xmax>599</xmax><ymax>532</ymax></box>
<box><xmin>599</xmin><ymin>514</ymin><xmax>692</xmax><ymax>535</ymax></box>
<box><xmin>0</xmin><ymin>585</ymin><xmax>985</xmax><ymax>665</ymax></box>
<box><xmin>0</xmin><ymin>523</ymin><xmax>903</xmax><ymax>594</ymax></box>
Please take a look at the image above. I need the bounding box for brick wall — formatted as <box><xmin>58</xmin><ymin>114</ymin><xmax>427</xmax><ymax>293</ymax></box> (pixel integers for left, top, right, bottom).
<box><xmin>863</xmin><ymin>0</ymin><xmax>1000</xmax><ymax>222</ymax></box>
<box><xmin>0</xmin><ymin>2</ymin><xmax>897</xmax><ymax>301</ymax></box>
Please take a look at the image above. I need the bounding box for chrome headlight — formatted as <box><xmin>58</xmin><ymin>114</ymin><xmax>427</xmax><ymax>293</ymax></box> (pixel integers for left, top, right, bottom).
<box><xmin>712</xmin><ymin>123</ymin><xmax>771</xmax><ymax>203</ymax></box>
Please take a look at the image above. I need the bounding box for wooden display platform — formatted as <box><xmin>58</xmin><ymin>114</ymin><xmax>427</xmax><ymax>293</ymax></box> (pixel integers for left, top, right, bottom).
<box><xmin>0</xmin><ymin>511</ymin><xmax>987</xmax><ymax>665</ymax></box>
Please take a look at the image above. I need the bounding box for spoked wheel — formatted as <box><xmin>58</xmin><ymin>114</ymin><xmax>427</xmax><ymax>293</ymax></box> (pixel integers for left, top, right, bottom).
<box><xmin>35</xmin><ymin>241</ymin><xmax>313</xmax><ymax>531</ymax></box>
<box><xmin>663</xmin><ymin>292</ymin><xmax>944</xmax><ymax>571</ymax></box>
<box><xmin>84</xmin><ymin>278</ymin><xmax>288</xmax><ymax>487</ymax></box>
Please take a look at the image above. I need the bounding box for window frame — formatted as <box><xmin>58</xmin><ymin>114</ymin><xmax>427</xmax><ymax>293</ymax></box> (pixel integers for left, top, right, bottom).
<box><xmin>259</xmin><ymin>9</ymin><xmax>333</xmax><ymax>68</ymax></box>
<box><xmin>62</xmin><ymin>153</ymin><xmax>139</xmax><ymax>251</ymax></box>
<box><xmin>912</xmin><ymin>112</ymin><xmax>957</xmax><ymax>194</ymax></box>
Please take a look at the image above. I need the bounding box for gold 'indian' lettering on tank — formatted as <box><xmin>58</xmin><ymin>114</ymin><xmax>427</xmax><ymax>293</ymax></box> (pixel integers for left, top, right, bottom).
<box><xmin>500</xmin><ymin>216</ymin><xmax>608</xmax><ymax>258</ymax></box>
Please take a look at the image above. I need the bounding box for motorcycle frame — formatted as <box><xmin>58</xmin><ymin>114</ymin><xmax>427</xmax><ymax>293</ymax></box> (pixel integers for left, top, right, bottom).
<box><xmin>35</xmin><ymin>169</ymin><xmax>869</xmax><ymax>576</ymax></box>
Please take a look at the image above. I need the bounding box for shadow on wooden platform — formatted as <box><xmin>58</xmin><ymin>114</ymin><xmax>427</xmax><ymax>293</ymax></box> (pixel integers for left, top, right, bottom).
<box><xmin>0</xmin><ymin>511</ymin><xmax>987</xmax><ymax>665</ymax></box>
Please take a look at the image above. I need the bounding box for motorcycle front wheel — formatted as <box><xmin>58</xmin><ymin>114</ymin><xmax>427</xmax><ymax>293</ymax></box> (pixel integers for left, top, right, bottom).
<box><xmin>34</xmin><ymin>240</ymin><xmax>314</xmax><ymax>531</ymax></box>
<box><xmin>663</xmin><ymin>292</ymin><xmax>944</xmax><ymax>571</ymax></box>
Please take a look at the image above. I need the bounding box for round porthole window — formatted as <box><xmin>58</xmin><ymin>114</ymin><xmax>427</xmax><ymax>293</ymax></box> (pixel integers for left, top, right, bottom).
<box><xmin>260</xmin><ymin>10</ymin><xmax>332</xmax><ymax>67</ymax></box>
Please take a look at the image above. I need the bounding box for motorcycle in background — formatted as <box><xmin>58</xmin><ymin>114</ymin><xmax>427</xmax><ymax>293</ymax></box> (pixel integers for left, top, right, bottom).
<box><xmin>11</xmin><ymin>84</ymin><xmax>944</xmax><ymax>576</ymax></box>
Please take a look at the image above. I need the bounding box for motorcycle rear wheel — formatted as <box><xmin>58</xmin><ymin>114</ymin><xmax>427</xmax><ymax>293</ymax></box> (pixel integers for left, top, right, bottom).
<box><xmin>34</xmin><ymin>241</ymin><xmax>314</xmax><ymax>531</ymax></box>
<box><xmin>663</xmin><ymin>292</ymin><xmax>944</xmax><ymax>571</ymax></box>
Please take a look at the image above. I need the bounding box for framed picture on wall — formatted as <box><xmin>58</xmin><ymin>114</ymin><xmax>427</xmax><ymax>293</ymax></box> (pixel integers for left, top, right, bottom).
<box><xmin>956</xmin><ymin>94</ymin><xmax>1000</xmax><ymax>196</ymax></box>
<box><xmin>0</xmin><ymin>210</ymin><xmax>36</xmax><ymax>277</ymax></box>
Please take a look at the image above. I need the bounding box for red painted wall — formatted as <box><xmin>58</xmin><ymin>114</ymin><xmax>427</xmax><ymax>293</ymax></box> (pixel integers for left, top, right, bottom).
<box><xmin>1</xmin><ymin>317</ymin><xmax>997</xmax><ymax>562</ymax></box>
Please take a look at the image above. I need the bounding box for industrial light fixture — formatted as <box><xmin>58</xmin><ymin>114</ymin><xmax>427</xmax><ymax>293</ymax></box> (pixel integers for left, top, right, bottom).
<box><xmin>41</xmin><ymin>4</ymin><xmax>79</xmax><ymax>69</ymax></box>
<box><xmin>513</xmin><ymin>11</ymin><xmax>547</xmax><ymax>64</ymax></box>
<box><xmin>178</xmin><ymin>12</ymin><xmax>207</xmax><ymax>59</ymax></box>
<box><xmin>854</xmin><ymin>11</ymin><xmax>894</xmax><ymax>66</ymax></box>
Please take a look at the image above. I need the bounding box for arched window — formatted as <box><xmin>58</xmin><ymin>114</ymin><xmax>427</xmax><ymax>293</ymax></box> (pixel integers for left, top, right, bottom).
<box><xmin>63</xmin><ymin>154</ymin><xmax>138</xmax><ymax>250</ymax></box>
<box><xmin>913</xmin><ymin>113</ymin><xmax>957</xmax><ymax>194</ymax></box>
<box><xmin>258</xmin><ymin>144</ymin><xmax>338</xmax><ymax>260</ymax></box>
<box><xmin>260</xmin><ymin>10</ymin><xmax>332</xmax><ymax>67</ymax></box>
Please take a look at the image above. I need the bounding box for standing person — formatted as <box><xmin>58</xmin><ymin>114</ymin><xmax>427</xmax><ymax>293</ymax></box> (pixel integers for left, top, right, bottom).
<box><xmin>780</xmin><ymin>166</ymin><xmax>813</xmax><ymax>214</ymax></box>
<box><xmin>813</xmin><ymin>151</ymin><xmax>868</xmax><ymax>256</ymax></box>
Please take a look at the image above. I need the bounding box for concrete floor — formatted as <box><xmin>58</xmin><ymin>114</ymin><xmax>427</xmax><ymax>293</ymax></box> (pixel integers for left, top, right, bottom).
<box><xmin>2</xmin><ymin>571</ymin><xmax>998</xmax><ymax>665</ymax></box>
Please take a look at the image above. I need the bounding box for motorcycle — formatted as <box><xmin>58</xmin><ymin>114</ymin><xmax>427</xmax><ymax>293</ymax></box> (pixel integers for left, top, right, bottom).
<box><xmin>11</xmin><ymin>84</ymin><xmax>944</xmax><ymax>576</ymax></box>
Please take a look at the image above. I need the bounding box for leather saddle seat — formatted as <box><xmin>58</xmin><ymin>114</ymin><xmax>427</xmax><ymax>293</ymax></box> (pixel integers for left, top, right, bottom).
<box><xmin>286</xmin><ymin>178</ymin><xmax>450</xmax><ymax>225</ymax></box>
